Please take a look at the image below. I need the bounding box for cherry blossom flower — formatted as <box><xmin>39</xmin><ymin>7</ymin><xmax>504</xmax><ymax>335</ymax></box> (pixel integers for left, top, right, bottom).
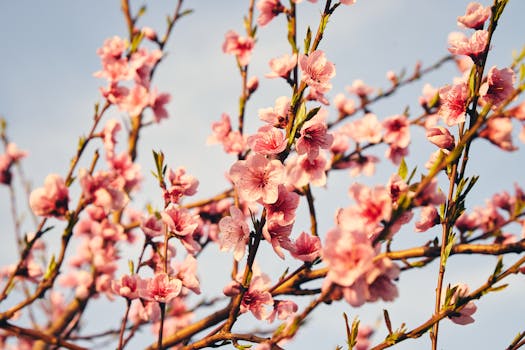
<box><xmin>256</xmin><ymin>0</ymin><xmax>284</xmax><ymax>26</ymax></box>
<box><xmin>0</xmin><ymin>143</ymin><xmax>27</xmax><ymax>185</ymax></box>
<box><xmin>286</xmin><ymin>153</ymin><xmax>328</xmax><ymax>188</ymax></box>
<box><xmin>333</xmin><ymin>93</ymin><xmax>357</xmax><ymax>116</ymax></box>
<box><xmin>264</xmin><ymin>185</ymin><xmax>300</xmax><ymax>226</ymax></box>
<box><xmin>382</xmin><ymin>114</ymin><xmax>410</xmax><ymax>148</ymax></box>
<box><xmin>479</xmin><ymin>117</ymin><xmax>516</xmax><ymax>151</ymax></box>
<box><xmin>164</xmin><ymin>167</ymin><xmax>199</xmax><ymax>204</ymax></box>
<box><xmin>79</xmin><ymin>169</ymin><xmax>129</xmax><ymax>212</ymax></box>
<box><xmin>207</xmin><ymin>113</ymin><xmax>232</xmax><ymax>144</ymax></box>
<box><xmin>247</xmin><ymin>125</ymin><xmax>287</xmax><ymax>155</ymax></box>
<box><xmin>343</xmin><ymin>113</ymin><xmax>383</xmax><ymax>144</ymax></box>
<box><xmin>60</xmin><ymin>270</ymin><xmax>93</xmax><ymax>299</ymax></box>
<box><xmin>448</xmin><ymin>283</ymin><xmax>477</xmax><ymax>325</ymax></box>
<box><xmin>262</xmin><ymin>219</ymin><xmax>293</xmax><ymax>259</ymax></box>
<box><xmin>102</xmin><ymin>119</ymin><xmax>121</xmax><ymax>156</ymax></box>
<box><xmin>161</xmin><ymin>203</ymin><xmax>199</xmax><ymax>237</ymax></box>
<box><xmin>348</xmin><ymin>183</ymin><xmax>392</xmax><ymax>232</ymax></box>
<box><xmin>296</xmin><ymin>113</ymin><xmax>334</xmax><ymax>160</ymax></box>
<box><xmin>448</xmin><ymin>30</ymin><xmax>489</xmax><ymax>62</ymax></box>
<box><xmin>174</xmin><ymin>255</ymin><xmax>201</xmax><ymax>294</ymax></box>
<box><xmin>240</xmin><ymin>274</ymin><xmax>274</xmax><ymax>320</ymax></box>
<box><xmin>385</xmin><ymin>145</ymin><xmax>409</xmax><ymax>165</ymax></box>
<box><xmin>29</xmin><ymin>174</ymin><xmax>69</xmax><ymax>219</ymax></box>
<box><xmin>112</xmin><ymin>274</ymin><xmax>141</xmax><ymax>299</ymax></box>
<box><xmin>290</xmin><ymin>231</ymin><xmax>321</xmax><ymax>262</ymax></box>
<box><xmin>119</xmin><ymin>84</ymin><xmax>150</xmax><ymax>116</ymax></box>
<box><xmin>268</xmin><ymin>300</ymin><xmax>298</xmax><ymax>322</ymax></box>
<box><xmin>348</xmin><ymin>154</ymin><xmax>379</xmax><ymax>177</ymax></box>
<box><xmin>229</xmin><ymin>153</ymin><xmax>285</xmax><ymax>204</ymax></box>
<box><xmin>149</xmin><ymin>89</ymin><xmax>171</xmax><ymax>122</ymax></box>
<box><xmin>139</xmin><ymin>272</ymin><xmax>182</xmax><ymax>303</ymax></box>
<box><xmin>258</xmin><ymin>96</ymin><xmax>291</xmax><ymax>128</ymax></box>
<box><xmin>107</xmin><ymin>152</ymin><xmax>142</xmax><ymax>192</ymax></box>
<box><xmin>266</xmin><ymin>53</ymin><xmax>297</xmax><ymax>79</ymax></box>
<box><xmin>426</xmin><ymin>126</ymin><xmax>455</xmax><ymax>150</ymax></box>
<box><xmin>438</xmin><ymin>82</ymin><xmax>469</xmax><ymax>126</ymax></box>
<box><xmin>129</xmin><ymin>48</ymin><xmax>162</xmax><ymax>87</ymax></box>
<box><xmin>479</xmin><ymin>66</ymin><xmax>516</xmax><ymax>108</ymax></box>
<box><xmin>222</xmin><ymin>30</ymin><xmax>255</xmax><ymax>66</ymax></box>
<box><xmin>457</xmin><ymin>2</ymin><xmax>491</xmax><ymax>30</ymax></box>
<box><xmin>323</xmin><ymin>227</ymin><xmax>376</xmax><ymax>287</ymax></box>
<box><xmin>141</xmin><ymin>214</ymin><xmax>164</xmax><ymax>238</ymax></box>
<box><xmin>218</xmin><ymin>206</ymin><xmax>250</xmax><ymax>261</ymax></box>
<box><xmin>299</xmin><ymin>50</ymin><xmax>336</xmax><ymax>94</ymax></box>
<box><xmin>415</xmin><ymin>206</ymin><xmax>440</xmax><ymax>232</ymax></box>
<box><xmin>347</xmin><ymin>79</ymin><xmax>374</xmax><ymax>98</ymax></box>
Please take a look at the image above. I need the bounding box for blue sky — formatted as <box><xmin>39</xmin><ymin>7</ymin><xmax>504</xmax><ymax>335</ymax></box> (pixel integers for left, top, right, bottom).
<box><xmin>1</xmin><ymin>1</ymin><xmax>525</xmax><ymax>349</ymax></box>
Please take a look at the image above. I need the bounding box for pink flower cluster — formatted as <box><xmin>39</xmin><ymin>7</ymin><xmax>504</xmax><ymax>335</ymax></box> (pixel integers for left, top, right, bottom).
<box><xmin>94</xmin><ymin>36</ymin><xmax>171</xmax><ymax>122</ymax></box>
<box><xmin>0</xmin><ymin>143</ymin><xmax>27</xmax><ymax>185</ymax></box>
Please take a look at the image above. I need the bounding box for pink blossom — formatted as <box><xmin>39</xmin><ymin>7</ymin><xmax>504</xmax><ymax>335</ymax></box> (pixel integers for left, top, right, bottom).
<box><xmin>119</xmin><ymin>84</ymin><xmax>150</xmax><ymax>116</ymax></box>
<box><xmin>355</xmin><ymin>325</ymin><xmax>374</xmax><ymax>350</ymax></box>
<box><xmin>129</xmin><ymin>48</ymin><xmax>162</xmax><ymax>87</ymax></box>
<box><xmin>266</xmin><ymin>53</ymin><xmax>297</xmax><ymax>79</ymax></box>
<box><xmin>112</xmin><ymin>274</ymin><xmax>141</xmax><ymax>299</ymax></box>
<box><xmin>286</xmin><ymin>153</ymin><xmax>327</xmax><ymax>188</ymax></box>
<box><xmin>240</xmin><ymin>274</ymin><xmax>274</xmax><ymax>320</ymax></box>
<box><xmin>141</xmin><ymin>26</ymin><xmax>158</xmax><ymax>41</ymax></box>
<box><xmin>426</xmin><ymin>126</ymin><xmax>455</xmax><ymax>150</ymax></box>
<box><xmin>415</xmin><ymin>206</ymin><xmax>440</xmax><ymax>232</ymax></box>
<box><xmin>296</xmin><ymin>113</ymin><xmax>334</xmax><ymax>160</ymax></box>
<box><xmin>268</xmin><ymin>300</ymin><xmax>298</xmax><ymax>322</ymax></box>
<box><xmin>139</xmin><ymin>272</ymin><xmax>182</xmax><ymax>303</ymax></box>
<box><xmin>79</xmin><ymin>168</ymin><xmax>129</xmax><ymax>212</ymax></box>
<box><xmin>343</xmin><ymin>113</ymin><xmax>383</xmax><ymax>144</ymax></box>
<box><xmin>258</xmin><ymin>96</ymin><xmax>291</xmax><ymax>128</ymax></box>
<box><xmin>141</xmin><ymin>214</ymin><xmax>164</xmax><ymax>238</ymax></box>
<box><xmin>218</xmin><ymin>206</ymin><xmax>250</xmax><ymax>261</ymax></box>
<box><xmin>414</xmin><ymin>178</ymin><xmax>446</xmax><ymax>207</ymax></box>
<box><xmin>222</xmin><ymin>130</ymin><xmax>248</xmax><ymax>155</ymax></box>
<box><xmin>419</xmin><ymin>83</ymin><xmax>439</xmax><ymax>109</ymax></box>
<box><xmin>347</xmin><ymin>154</ymin><xmax>379</xmax><ymax>177</ymax></box>
<box><xmin>164</xmin><ymin>167</ymin><xmax>199</xmax><ymax>203</ymax></box>
<box><xmin>479</xmin><ymin>117</ymin><xmax>516</xmax><ymax>151</ymax></box>
<box><xmin>387</xmin><ymin>174</ymin><xmax>408</xmax><ymax>204</ymax></box>
<box><xmin>349</xmin><ymin>183</ymin><xmax>392</xmax><ymax>232</ymax></box>
<box><xmin>247</xmin><ymin>76</ymin><xmax>259</xmax><ymax>94</ymax></box>
<box><xmin>290</xmin><ymin>231</ymin><xmax>321</xmax><ymax>262</ymax></box>
<box><xmin>262</xmin><ymin>219</ymin><xmax>293</xmax><ymax>259</ymax></box>
<box><xmin>264</xmin><ymin>185</ymin><xmax>299</xmax><ymax>226</ymax></box>
<box><xmin>229</xmin><ymin>153</ymin><xmax>285</xmax><ymax>204</ymax></box>
<box><xmin>60</xmin><ymin>270</ymin><xmax>93</xmax><ymax>299</ymax></box>
<box><xmin>5</xmin><ymin>143</ymin><xmax>27</xmax><ymax>161</ymax></box>
<box><xmin>457</xmin><ymin>2</ymin><xmax>491</xmax><ymax>30</ymax></box>
<box><xmin>29</xmin><ymin>174</ymin><xmax>69</xmax><ymax>219</ymax></box>
<box><xmin>97</xmin><ymin>36</ymin><xmax>127</xmax><ymax>60</ymax></box>
<box><xmin>448</xmin><ymin>283</ymin><xmax>477</xmax><ymax>325</ymax></box>
<box><xmin>102</xmin><ymin>119</ymin><xmax>121</xmax><ymax>156</ymax></box>
<box><xmin>222</xmin><ymin>30</ymin><xmax>255</xmax><ymax>66</ymax></box>
<box><xmin>323</xmin><ymin>227</ymin><xmax>376</xmax><ymax>287</ymax></box>
<box><xmin>161</xmin><ymin>204</ymin><xmax>199</xmax><ymax>237</ymax></box>
<box><xmin>382</xmin><ymin>114</ymin><xmax>410</xmax><ymax>148</ymax></box>
<box><xmin>247</xmin><ymin>125</ymin><xmax>287</xmax><ymax>155</ymax></box>
<box><xmin>385</xmin><ymin>145</ymin><xmax>409</xmax><ymax>165</ymax></box>
<box><xmin>107</xmin><ymin>152</ymin><xmax>142</xmax><ymax>192</ymax></box>
<box><xmin>448</xmin><ymin>30</ymin><xmax>489</xmax><ymax>62</ymax></box>
<box><xmin>174</xmin><ymin>255</ymin><xmax>201</xmax><ymax>294</ymax></box>
<box><xmin>207</xmin><ymin>113</ymin><xmax>232</xmax><ymax>144</ymax></box>
<box><xmin>438</xmin><ymin>82</ymin><xmax>469</xmax><ymax>126</ymax></box>
<box><xmin>347</xmin><ymin>79</ymin><xmax>374</xmax><ymax>98</ymax></box>
<box><xmin>334</xmin><ymin>93</ymin><xmax>357</xmax><ymax>116</ymax></box>
<box><xmin>479</xmin><ymin>66</ymin><xmax>516</xmax><ymax>108</ymax></box>
<box><xmin>299</xmin><ymin>50</ymin><xmax>336</xmax><ymax>94</ymax></box>
<box><xmin>257</xmin><ymin>0</ymin><xmax>284</xmax><ymax>26</ymax></box>
<box><xmin>149</xmin><ymin>89</ymin><xmax>171</xmax><ymax>122</ymax></box>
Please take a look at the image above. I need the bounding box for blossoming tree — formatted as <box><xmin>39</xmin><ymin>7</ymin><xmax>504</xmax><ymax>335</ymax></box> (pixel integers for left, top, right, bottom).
<box><xmin>1</xmin><ymin>1</ymin><xmax>525</xmax><ymax>349</ymax></box>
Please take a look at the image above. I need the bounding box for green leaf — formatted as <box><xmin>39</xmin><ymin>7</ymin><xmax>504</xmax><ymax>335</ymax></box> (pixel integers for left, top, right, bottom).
<box><xmin>44</xmin><ymin>255</ymin><xmax>57</xmax><ymax>280</ymax></box>
<box><xmin>442</xmin><ymin>232</ymin><xmax>456</xmax><ymax>267</ymax></box>
<box><xmin>128</xmin><ymin>260</ymin><xmax>135</xmax><ymax>274</ymax></box>
<box><xmin>468</xmin><ymin>65</ymin><xmax>477</xmax><ymax>97</ymax></box>
<box><xmin>137</xmin><ymin>5</ymin><xmax>147</xmax><ymax>18</ymax></box>
<box><xmin>304</xmin><ymin>26</ymin><xmax>312</xmax><ymax>54</ymax></box>
<box><xmin>492</xmin><ymin>256</ymin><xmax>504</xmax><ymax>277</ymax></box>
<box><xmin>519</xmin><ymin>63</ymin><xmax>525</xmax><ymax>82</ymax></box>
<box><xmin>398</xmin><ymin>158</ymin><xmax>408</xmax><ymax>180</ymax></box>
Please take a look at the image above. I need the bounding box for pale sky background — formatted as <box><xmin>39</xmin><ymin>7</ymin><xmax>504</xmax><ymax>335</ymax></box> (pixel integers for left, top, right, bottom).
<box><xmin>1</xmin><ymin>1</ymin><xmax>525</xmax><ymax>349</ymax></box>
